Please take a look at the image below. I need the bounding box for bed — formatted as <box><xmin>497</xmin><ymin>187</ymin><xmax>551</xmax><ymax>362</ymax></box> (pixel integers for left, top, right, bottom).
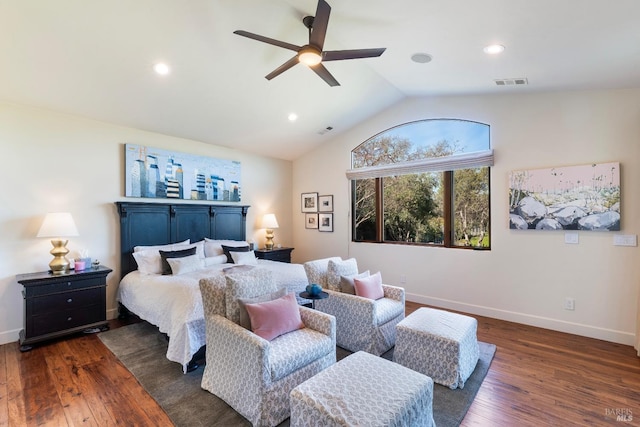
<box><xmin>115</xmin><ymin>201</ymin><xmax>310</xmax><ymax>372</ymax></box>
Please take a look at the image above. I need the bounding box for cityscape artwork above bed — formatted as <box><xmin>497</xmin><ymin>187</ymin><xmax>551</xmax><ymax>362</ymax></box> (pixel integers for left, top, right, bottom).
<box><xmin>124</xmin><ymin>143</ymin><xmax>242</xmax><ymax>201</ymax></box>
<box><xmin>509</xmin><ymin>161</ymin><xmax>620</xmax><ymax>231</ymax></box>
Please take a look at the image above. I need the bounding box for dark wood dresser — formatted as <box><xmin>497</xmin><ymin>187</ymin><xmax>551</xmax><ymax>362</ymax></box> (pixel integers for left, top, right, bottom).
<box><xmin>16</xmin><ymin>265</ymin><xmax>112</xmax><ymax>351</ymax></box>
<box><xmin>254</xmin><ymin>247</ymin><xmax>294</xmax><ymax>263</ymax></box>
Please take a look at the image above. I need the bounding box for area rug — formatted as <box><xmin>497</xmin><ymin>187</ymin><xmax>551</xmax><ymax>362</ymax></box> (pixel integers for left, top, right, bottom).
<box><xmin>99</xmin><ymin>322</ymin><xmax>496</xmax><ymax>427</ymax></box>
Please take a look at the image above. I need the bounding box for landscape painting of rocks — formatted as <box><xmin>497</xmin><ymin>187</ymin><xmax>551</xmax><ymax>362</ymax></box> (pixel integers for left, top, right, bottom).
<box><xmin>509</xmin><ymin>162</ymin><xmax>620</xmax><ymax>231</ymax></box>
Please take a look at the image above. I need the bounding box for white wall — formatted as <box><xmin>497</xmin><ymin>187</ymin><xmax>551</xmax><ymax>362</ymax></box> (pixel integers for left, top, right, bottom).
<box><xmin>0</xmin><ymin>102</ymin><xmax>293</xmax><ymax>345</ymax></box>
<box><xmin>293</xmin><ymin>88</ymin><xmax>640</xmax><ymax>346</ymax></box>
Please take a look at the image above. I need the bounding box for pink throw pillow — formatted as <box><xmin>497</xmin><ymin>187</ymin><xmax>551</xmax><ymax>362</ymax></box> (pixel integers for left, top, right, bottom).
<box><xmin>244</xmin><ymin>293</ymin><xmax>304</xmax><ymax>341</ymax></box>
<box><xmin>354</xmin><ymin>271</ymin><xmax>384</xmax><ymax>300</ymax></box>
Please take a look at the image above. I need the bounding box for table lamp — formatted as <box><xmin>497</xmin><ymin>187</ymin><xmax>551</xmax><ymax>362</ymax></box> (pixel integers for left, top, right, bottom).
<box><xmin>37</xmin><ymin>212</ymin><xmax>79</xmax><ymax>274</ymax></box>
<box><xmin>262</xmin><ymin>213</ymin><xmax>279</xmax><ymax>250</ymax></box>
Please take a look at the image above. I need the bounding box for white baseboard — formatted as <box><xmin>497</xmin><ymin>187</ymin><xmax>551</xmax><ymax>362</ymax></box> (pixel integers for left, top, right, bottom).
<box><xmin>0</xmin><ymin>328</ymin><xmax>21</xmax><ymax>346</ymax></box>
<box><xmin>107</xmin><ymin>307</ymin><xmax>119</xmax><ymax>320</ymax></box>
<box><xmin>407</xmin><ymin>293</ymin><xmax>636</xmax><ymax>346</ymax></box>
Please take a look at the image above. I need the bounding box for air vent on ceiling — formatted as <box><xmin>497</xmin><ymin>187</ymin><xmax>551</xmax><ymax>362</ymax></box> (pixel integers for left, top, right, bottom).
<box><xmin>494</xmin><ymin>78</ymin><xmax>528</xmax><ymax>86</ymax></box>
<box><xmin>318</xmin><ymin>126</ymin><xmax>334</xmax><ymax>135</ymax></box>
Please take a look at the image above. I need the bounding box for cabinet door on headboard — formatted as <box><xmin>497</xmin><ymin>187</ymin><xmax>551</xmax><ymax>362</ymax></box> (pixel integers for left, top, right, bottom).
<box><xmin>211</xmin><ymin>205</ymin><xmax>248</xmax><ymax>241</ymax></box>
<box><xmin>171</xmin><ymin>204</ymin><xmax>212</xmax><ymax>243</ymax></box>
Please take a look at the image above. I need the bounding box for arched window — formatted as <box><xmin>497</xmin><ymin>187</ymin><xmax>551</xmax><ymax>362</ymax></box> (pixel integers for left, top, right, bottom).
<box><xmin>348</xmin><ymin>119</ymin><xmax>492</xmax><ymax>248</ymax></box>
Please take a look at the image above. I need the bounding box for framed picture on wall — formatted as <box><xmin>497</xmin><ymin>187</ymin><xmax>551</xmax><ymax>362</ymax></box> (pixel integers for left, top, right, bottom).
<box><xmin>318</xmin><ymin>213</ymin><xmax>333</xmax><ymax>232</ymax></box>
<box><xmin>301</xmin><ymin>192</ymin><xmax>318</xmax><ymax>212</ymax></box>
<box><xmin>318</xmin><ymin>195</ymin><xmax>333</xmax><ymax>212</ymax></box>
<box><xmin>305</xmin><ymin>213</ymin><xmax>319</xmax><ymax>229</ymax></box>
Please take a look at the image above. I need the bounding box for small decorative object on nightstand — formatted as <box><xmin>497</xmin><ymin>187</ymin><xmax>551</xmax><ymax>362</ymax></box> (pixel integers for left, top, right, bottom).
<box><xmin>254</xmin><ymin>247</ymin><xmax>294</xmax><ymax>263</ymax></box>
<box><xmin>16</xmin><ymin>265</ymin><xmax>112</xmax><ymax>352</ymax></box>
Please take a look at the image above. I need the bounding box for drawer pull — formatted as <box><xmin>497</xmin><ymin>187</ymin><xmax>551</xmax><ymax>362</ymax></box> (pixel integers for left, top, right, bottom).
<box><xmin>67</xmin><ymin>317</ymin><xmax>73</xmax><ymax>321</ymax></box>
<box><xmin>67</xmin><ymin>298</ymin><xmax>73</xmax><ymax>303</ymax></box>
<box><xmin>67</xmin><ymin>282</ymin><xmax>72</xmax><ymax>287</ymax></box>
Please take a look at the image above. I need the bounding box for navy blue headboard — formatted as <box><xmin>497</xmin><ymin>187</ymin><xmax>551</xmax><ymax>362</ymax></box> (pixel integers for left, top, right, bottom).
<box><xmin>116</xmin><ymin>202</ymin><xmax>250</xmax><ymax>278</ymax></box>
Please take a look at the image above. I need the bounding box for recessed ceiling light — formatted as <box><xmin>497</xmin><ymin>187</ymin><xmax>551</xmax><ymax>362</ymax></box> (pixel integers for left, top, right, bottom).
<box><xmin>411</xmin><ymin>53</ymin><xmax>433</xmax><ymax>64</ymax></box>
<box><xmin>153</xmin><ymin>63</ymin><xmax>170</xmax><ymax>76</ymax></box>
<box><xmin>288</xmin><ymin>113</ymin><xmax>298</xmax><ymax>122</ymax></box>
<box><xmin>483</xmin><ymin>44</ymin><xmax>505</xmax><ymax>55</ymax></box>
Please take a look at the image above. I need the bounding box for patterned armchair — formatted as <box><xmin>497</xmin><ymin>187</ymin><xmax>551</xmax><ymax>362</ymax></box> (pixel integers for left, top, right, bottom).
<box><xmin>199</xmin><ymin>269</ymin><xmax>336</xmax><ymax>427</ymax></box>
<box><xmin>303</xmin><ymin>257</ymin><xmax>405</xmax><ymax>355</ymax></box>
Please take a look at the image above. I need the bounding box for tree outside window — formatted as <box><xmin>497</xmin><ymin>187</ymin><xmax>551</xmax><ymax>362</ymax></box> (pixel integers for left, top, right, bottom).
<box><xmin>351</xmin><ymin>119</ymin><xmax>491</xmax><ymax>249</ymax></box>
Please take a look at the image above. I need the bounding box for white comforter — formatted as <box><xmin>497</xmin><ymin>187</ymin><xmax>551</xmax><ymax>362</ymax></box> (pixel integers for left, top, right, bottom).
<box><xmin>117</xmin><ymin>260</ymin><xmax>309</xmax><ymax>372</ymax></box>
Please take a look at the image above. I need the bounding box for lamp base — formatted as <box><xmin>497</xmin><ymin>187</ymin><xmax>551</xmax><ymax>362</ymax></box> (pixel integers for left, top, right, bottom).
<box><xmin>49</xmin><ymin>239</ymin><xmax>71</xmax><ymax>275</ymax></box>
<box><xmin>265</xmin><ymin>229</ymin><xmax>275</xmax><ymax>250</ymax></box>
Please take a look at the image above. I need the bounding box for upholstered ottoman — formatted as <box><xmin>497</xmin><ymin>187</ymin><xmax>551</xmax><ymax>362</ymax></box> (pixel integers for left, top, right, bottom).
<box><xmin>290</xmin><ymin>351</ymin><xmax>435</xmax><ymax>427</ymax></box>
<box><xmin>394</xmin><ymin>307</ymin><xmax>479</xmax><ymax>389</ymax></box>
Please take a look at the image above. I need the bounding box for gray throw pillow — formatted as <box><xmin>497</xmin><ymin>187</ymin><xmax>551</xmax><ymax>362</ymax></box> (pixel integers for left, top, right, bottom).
<box><xmin>238</xmin><ymin>288</ymin><xmax>288</xmax><ymax>330</ymax></box>
<box><xmin>339</xmin><ymin>270</ymin><xmax>370</xmax><ymax>294</ymax></box>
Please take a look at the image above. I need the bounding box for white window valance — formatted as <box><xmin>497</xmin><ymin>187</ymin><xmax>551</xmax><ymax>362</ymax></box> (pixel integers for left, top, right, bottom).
<box><xmin>345</xmin><ymin>149</ymin><xmax>494</xmax><ymax>180</ymax></box>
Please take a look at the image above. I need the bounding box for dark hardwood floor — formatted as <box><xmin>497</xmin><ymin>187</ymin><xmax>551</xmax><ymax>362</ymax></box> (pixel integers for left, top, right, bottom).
<box><xmin>1</xmin><ymin>302</ymin><xmax>639</xmax><ymax>426</ymax></box>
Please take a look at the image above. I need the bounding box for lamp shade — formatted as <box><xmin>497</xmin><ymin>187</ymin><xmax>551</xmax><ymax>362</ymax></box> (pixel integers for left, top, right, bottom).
<box><xmin>37</xmin><ymin>212</ymin><xmax>79</xmax><ymax>238</ymax></box>
<box><xmin>262</xmin><ymin>213</ymin><xmax>279</xmax><ymax>229</ymax></box>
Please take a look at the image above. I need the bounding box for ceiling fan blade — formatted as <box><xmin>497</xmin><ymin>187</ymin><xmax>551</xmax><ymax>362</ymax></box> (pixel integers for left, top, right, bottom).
<box><xmin>310</xmin><ymin>63</ymin><xmax>340</xmax><ymax>87</ymax></box>
<box><xmin>233</xmin><ymin>30</ymin><xmax>301</xmax><ymax>52</ymax></box>
<box><xmin>309</xmin><ymin>0</ymin><xmax>331</xmax><ymax>50</ymax></box>
<box><xmin>265</xmin><ymin>56</ymin><xmax>300</xmax><ymax>80</ymax></box>
<box><xmin>322</xmin><ymin>48</ymin><xmax>386</xmax><ymax>62</ymax></box>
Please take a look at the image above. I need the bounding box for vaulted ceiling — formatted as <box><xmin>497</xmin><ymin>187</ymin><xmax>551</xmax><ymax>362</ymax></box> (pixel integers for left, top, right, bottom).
<box><xmin>1</xmin><ymin>0</ymin><xmax>639</xmax><ymax>160</ymax></box>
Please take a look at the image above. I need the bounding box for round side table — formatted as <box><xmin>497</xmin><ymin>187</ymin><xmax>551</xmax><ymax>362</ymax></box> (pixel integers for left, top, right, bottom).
<box><xmin>299</xmin><ymin>291</ymin><xmax>329</xmax><ymax>309</ymax></box>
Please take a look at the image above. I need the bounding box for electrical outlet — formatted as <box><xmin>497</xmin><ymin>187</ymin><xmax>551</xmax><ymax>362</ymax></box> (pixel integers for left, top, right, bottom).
<box><xmin>400</xmin><ymin>275</ymin><xmax>407</xmax><ymax>284</ymax></box>
<box><xmin>564</xmin><ymin>297</ymin><xmax>575</xmax><ymax>311</ymax></box>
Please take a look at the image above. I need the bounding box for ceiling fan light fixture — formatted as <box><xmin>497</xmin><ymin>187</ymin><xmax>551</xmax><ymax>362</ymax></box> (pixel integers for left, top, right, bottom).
<box><xmin>298</xmin><ymin>46</ymin><xmax>322</xmax><ymax>66</ymax></box>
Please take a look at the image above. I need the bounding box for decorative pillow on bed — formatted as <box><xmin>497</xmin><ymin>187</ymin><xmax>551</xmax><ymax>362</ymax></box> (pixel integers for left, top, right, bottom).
<box><xmin>190</xmin><ymin>240</ymin><xmax>206</xmax><ymax>259</ymax></box>
<box><xmin>225</xmin><ymin>269</ymin><xmax>277</xmax><ymax>324</ymax></box>
<box><xmin>204</xmin><ymin>239</ymin><xmax>249</xmax><ymax>258</ymax></box>
<box><xmin>166</xmin><ymin>254</ymin><xmax>204</xmax><ymax>275</ymax></box>
<box><xmin>132</xmin><ymin>249</ymin><xmax>165</xmax><ymax>275</ymax></box>
<box><xmin>354</xmin><ymin>271</ymin><xmax>384</xmax><ymax>300</ymax></box>
<box><xmin>339</xmin><ymin>270</ymin><xmax>371</xmax><ymax>295</ymax></box>
<box><xmin>327</xmin><ymin>258</ymin><xmax>358</xmax><ymax>291</ymax></box>
<box><xmin>244</xmin><ymin>293</ymin><xmax>304</xmax><ymax>341</ymax></box>
<box><xmin>230</xmin><ymin>250</ymin><xmax>258</xmax><ymax>265</ymax></box>
<box><xmin>133</xmin><ymin>239</ymin><xmax>190</xmax><ymax>253</ymax></box>
<box><xmin>222</xmin><ymin>244</ymin><xmax>251</xmax><ymax>263</ymax></box>
<box><xmin>238</xmin><ymin>287</ymin><xmax>287</xmax><ymax>330</ymax></box>
<box><xmin>159</xmin><ymin>247</ymin><xmax>197</xmax><ymax>275</ymax></box>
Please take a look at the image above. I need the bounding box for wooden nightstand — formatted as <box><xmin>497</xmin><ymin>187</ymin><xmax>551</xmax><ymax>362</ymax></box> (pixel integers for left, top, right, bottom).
<box><xmin>16</xmin><ymin>265</ymin><xmax>112</xmax><ymax>351</ymax></box>
<box><xmin>254</xmin><ymin>247</ymin><xmax>294</xmax><ymax>263</ymax></box>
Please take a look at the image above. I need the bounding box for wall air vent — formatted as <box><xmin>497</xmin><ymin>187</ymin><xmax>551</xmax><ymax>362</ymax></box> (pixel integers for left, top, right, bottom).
<box><xmin>494</xmin><ymin>78</ymin><xmax>528</xmax><ymax>86</ymax></box>
<box><xmin>317</xmin><ymin>126</ymin><xmax>334</xmax><ymax>135</ymax></box>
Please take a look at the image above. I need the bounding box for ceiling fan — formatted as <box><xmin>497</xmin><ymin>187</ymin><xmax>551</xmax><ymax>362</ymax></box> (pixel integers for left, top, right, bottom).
<box><xmin>233</xmin><ymin>0</ymin><xmax>386</xmax><ymax>87</ymax></box>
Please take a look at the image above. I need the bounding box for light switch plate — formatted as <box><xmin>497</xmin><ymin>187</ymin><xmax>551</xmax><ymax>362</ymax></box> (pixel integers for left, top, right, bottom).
<box><xmin>564</xmin><ymin>232</ymin><xmax>579</xmax><ymax>244</ymax></box>
<box><xmin>613</xmin><ymin>234</ymin><xmax>637</xmax><ymax>247</ymax></box>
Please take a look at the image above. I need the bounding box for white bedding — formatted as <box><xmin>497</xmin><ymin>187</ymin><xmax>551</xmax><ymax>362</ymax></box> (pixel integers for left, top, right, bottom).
<box><xmin>117</xmin><ymin>260</ymin><xmax>309</xmax><ymax>372</ymax></box>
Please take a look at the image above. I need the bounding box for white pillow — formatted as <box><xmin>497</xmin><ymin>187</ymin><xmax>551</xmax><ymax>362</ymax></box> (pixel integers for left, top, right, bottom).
<box><xmin>231</xmin><ymin>250</ymin><xmax>258</xmax><ymax>265</ymax></box>
<box><xmin>167</xmin><ymin>254</ymin><xmax>204</xmax><ymax>275</ymax></box>
<box><xmin>133</xmin><ymin>239</ymin><xmax>190</xmax><ymax>253</ymax></box>
<box><xmin>132</xmin><ymin>249</ymin><xmax>163</xmax><ymax>275</ymax></box>
<box><xmin>190</xmin><ymin>240</ymin><xmax>206</xmax><ymax>259</ymax></box>
<box><xmin>204</xmin><ymin>254</ymin><xmax>228</xmax><ymax>266</ymax></box>
<box><xmin>204</xmin><ymin>238</ymin><xmax>249</xmax><ymax>258</ymax></box>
